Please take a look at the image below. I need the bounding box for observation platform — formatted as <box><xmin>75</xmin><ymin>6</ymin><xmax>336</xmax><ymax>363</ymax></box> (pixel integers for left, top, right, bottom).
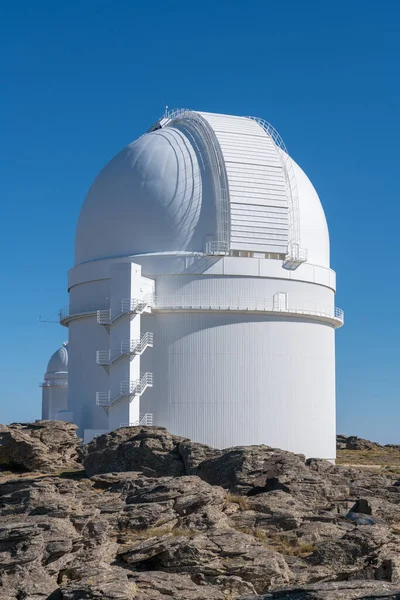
<box><xmin>59</xmin><ymin>296</ymin><xmax>344</xmax><ymax>328</ymax></box>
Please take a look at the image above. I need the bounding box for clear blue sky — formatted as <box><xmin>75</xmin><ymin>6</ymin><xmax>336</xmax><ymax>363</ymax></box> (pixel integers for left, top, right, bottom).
<box><xmin>0</xmin><ymin>1</ymin><xmax>399</xmax><ymax>443</ymax></box>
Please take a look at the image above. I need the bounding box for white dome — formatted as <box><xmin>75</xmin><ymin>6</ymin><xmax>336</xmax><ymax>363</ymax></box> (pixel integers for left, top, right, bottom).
<box><xmin>75</xmin><ymin>111</ymin><xmax>330</xmax><ymax>269</ymax></box>
<box><xmin>46</xmin><ymin>342</ymin><xmax>68</xmax><ymax>375</ymax></box>
<box><xmin>292</xmin><ymin>159</ymin><xmax>330</xmax><ymax>267</ymax></box>
<box><xmin>75</xmin><ymin>128</ymin><xmax>211</xmax><ymax>265</ymax></box>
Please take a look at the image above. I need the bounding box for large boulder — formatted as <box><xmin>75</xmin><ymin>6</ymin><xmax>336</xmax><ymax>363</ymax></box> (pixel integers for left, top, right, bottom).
<box><xmin>337</xmin><ymin>435</ymin><xmax>381</xmax><ymax>451</ymax></box>
<box><xmin>82</xmin><ymin>426</ymin><xmax>188</xmax><ymax>477</ymax></box>
<box><xmin>82</xmin><ymin>426</ymin><xmax>220</xmax><ymax>477</ymax></box>
<box><xmin>196</xmin><ymin>445</ymin><xmax>312</xmax><ymax>494</ymax></box>
<box><xmin>0</xmin><ymin>420</ymin><xmax>81</xmax><ymax>473</ymax></box>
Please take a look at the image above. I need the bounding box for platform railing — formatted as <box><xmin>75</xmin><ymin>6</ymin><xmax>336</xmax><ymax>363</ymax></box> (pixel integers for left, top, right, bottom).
<box><xmin>61</xmin><ymin>297</ymin><xmax>344</xmax><ymax>327</ymax></box>
<box><xmin>97</xmin><ymin>295</ymin><xmax>154</xmax><ymax>325</ymax></box>
<box><xmin>39</xmin><ymin>380</ymin><xmax>68</xmax><ymax>388</ymax></box>
<box><xmin>59</xmin><ymin>300</ymin><xmax>109</xmax><ymax>324</ymax></box>
<box><xmin>96</xmin><ymin>333</ymin><xmax>154</xmax><ymax>366</ymax></box>
<box><xmin>120</xmin><ymin>413</ymin><xmax>154</xmax><ymax>427</ymax></box>
<box><xmin>152</xmin><ymin>295</ymin><xmax>344</xmax><ymax>324</ymax></box>
<box><xmin>96</xmin><ymin>373</ymin><xmax>154</xmax><ymax>407</ymax></box>
<box><xmin>205</xmin><ymin>240</ymin><xmax>230</xmax><ymax>255</ymax></box>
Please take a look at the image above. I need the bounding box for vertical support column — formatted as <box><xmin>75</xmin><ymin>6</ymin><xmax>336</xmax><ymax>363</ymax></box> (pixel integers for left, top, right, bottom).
<box><xmin>108</xmin><ymin>263</ymin><xmax>143</xmax><ymax>430</ymax></box>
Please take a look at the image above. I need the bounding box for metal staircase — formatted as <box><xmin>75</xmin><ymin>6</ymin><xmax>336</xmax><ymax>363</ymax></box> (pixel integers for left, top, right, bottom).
<box><xmin>96</xmin><ymin>333</ymin><xmax>154</xmax><ymax>373</ymax></box>
<box><xmin>97</xmin><ymin>297</ymin><xmax>152</xmax><ymax>332</ymax></box>
<box><xmin>120</xmin><ymin>413</ymin><xmax>154</xmax><ymax>427</ymax></box>
<box><xmin>96</xmin><ymin>373</ymin><xmax>153</xmax><ymax>407</ymax></box>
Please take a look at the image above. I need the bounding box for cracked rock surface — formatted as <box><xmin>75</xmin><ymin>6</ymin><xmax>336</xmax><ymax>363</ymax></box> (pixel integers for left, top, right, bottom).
<box><xmin>1</xmin><ymin>424</ymin><xmax>400</xmax><ymax>599</ymax></box>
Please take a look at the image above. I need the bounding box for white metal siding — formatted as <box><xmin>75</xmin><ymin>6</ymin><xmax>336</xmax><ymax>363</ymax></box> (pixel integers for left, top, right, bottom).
<box><xmin>142</xmin><ymin>312</ymin><xmax>336</xmax><ymax>460</ymax></box>
<box><xmin>200</xmin><ymin>113</ymin><xmax>289</xmax><ymax>253</ymax></box>
<box><xmin>66</xmin><ymin>258</ymin><xmax>338</xmax><ymax>459</ymax></box>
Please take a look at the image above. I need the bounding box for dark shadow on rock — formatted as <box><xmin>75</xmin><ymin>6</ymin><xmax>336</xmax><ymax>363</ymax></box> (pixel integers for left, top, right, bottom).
<box><xmin>350</xmin><ymin>498</ymin><xmax>372</xmax><ymax>515</ymax></box>
<box><xmin>247</xmin><ymin>477</ymin><xmax>291</xmax><ymax>496</ymax></box>
<box><xmin>46</xmin><ymin>591</ymin><xmax>62</xmax><ymax>600</ymax></box>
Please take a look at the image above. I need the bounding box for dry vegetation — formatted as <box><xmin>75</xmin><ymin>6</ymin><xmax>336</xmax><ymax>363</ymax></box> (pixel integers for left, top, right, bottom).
<box><xmin>336</xmin><ymin>446</ymin><xmax>400</xmax><ymax>469</ymax></box>
<box><xmin>112</xmin><ymin>524</ymin><xmax>196</xmax><ymax>545</ymax></box>
<box><xmin>223</xmin><ymin>492</ymin><xmax>250</xmax><ymax>511</ymax></box>
<box><xmin>233</xmin><ymin>525</ymin><xmax>316</xmax><ymax>557</ymax></box>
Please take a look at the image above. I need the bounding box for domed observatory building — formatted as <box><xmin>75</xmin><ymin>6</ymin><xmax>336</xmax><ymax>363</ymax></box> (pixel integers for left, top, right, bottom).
<box><xmin>60</xmin><ymin>110</ymin><xmax>343</xmax><ymax>458</ymax></box>
<box><xmin>41</xmin><ymin>342</ymin><xmax>69</xmax><ymax>420</ymax></box>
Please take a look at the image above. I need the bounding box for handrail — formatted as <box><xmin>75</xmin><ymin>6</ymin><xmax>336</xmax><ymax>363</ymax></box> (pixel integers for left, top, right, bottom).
<box><xmin>39</xmin><ymin>381</ymin><xmax>68</xmax><ymax>388</ymax></box>
<box><xmin>98</xmin><ymin>295</ymin><xmax>154</xmax><ymax>325</ymax></box>
<box><xmin>59</xmin><ymin>300</ymin><xmax>109</xmax><ymax>325</ymax></box>
<box><xmin>96</xmin><ymin>333</ymin><xmax>154</xmax><ymax>365</ymax></box>
<box><xmin>61</xmin><ymin>297</ymin><xmax>343</xmax><ymax>326</ymax></box>
<box><xmin>152</xmin><ymin>296</ymin><xmax>344</xmax><ymax>325</ymax></box>
<box><xmin>60</xmin><ymin>296</ymin><xmax>154</xmax><ymax>325</ymax></box>
<box><xmin>120</xmin><ymin>413</ymin><xmax>153</xmax><ymax>427</ymax></box>
<box><xmin>246</xmin><ymin>116</ymin><xmax>302</xmax><ymax>255</ymax></box>
<box><xmin>96</xmin><ymin>373</ymin><xmax>153</xmax><ymax>407</ymax></box>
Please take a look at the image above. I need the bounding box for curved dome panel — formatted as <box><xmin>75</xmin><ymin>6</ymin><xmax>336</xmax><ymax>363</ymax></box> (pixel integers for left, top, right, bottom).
<box><xmin>74</xmin><ymin>110</ymin><xmax>331</xmax><ymax>269</ymax></box>
<box><xmin>75</xmin><ymin>127</ymin><xmax>205</xmax><ymax>265</ymax></box>
<box><xmin>46</xmin><ymin>342</ymin><xmax>68</xmax><ymax>374</ymax></box>
<box><xmin>293</xmin><ymin>159</ymin><xmax>330</xmax><ymax>268</ymax></box>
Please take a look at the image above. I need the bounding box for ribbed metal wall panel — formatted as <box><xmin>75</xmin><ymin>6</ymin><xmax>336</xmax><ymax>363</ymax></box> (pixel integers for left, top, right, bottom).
<box><xmin>199</xmin><ymin>113</ymin><xmax>289</xmax><ymax>253</ymax></box>
<box><xmin>141</xmin><ymin>312</ymin><xmax>336</xmax><ymax>460</ymax></box>
<box><xmin>154</xmin><ymin>274</ymin><xmax>334</xmax><ymax>307</ymax></box>
<box><xmin>66</xmin><ymin>260</ymin><xmax>338</xmax><ymax>460</ymax></box>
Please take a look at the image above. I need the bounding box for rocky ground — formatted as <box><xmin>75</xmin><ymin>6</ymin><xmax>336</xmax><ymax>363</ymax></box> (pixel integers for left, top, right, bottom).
<box><xmin>1</xmin><ymin>422</ymin><xmax>400</xmax><ymax>599</ymax></box>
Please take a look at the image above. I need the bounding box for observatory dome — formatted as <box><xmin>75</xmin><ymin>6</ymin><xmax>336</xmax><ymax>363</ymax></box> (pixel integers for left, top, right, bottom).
<box><xmin>75</xmin><ymin>111</ymin><xmax>330</xmax><ymax>268</ymax></box>
<box><xmin>46</xmin><ymin>342</ymin><xmax>68</xmax><ymax>375</ymax></box>
<box><xmin>75</xmin><ymin>128</ymin><xmax>208</xmax><ymax>265</ymax></box>
<box><xmin>64</xmin><ymin>109</ymin><xmax>342</xmax><ymax>458</ymax></box>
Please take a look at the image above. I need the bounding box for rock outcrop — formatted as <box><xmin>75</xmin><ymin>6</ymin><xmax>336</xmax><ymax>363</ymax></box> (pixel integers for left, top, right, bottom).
<box><xmin>81</xmin><ymin>426</ymin><xmax>220</xmax><ymax>477</ymax></box>
<box><xmin>1</xmin><ymin>423</ymin><xmax>400</xmax><ymax>599</ymax></box>
<box><xmin>0</xmin><ymin>420</ymin><xmax>81</xmax><ymax>473</ymax></box>
<box><xmin>337</xmin><ymin>434</ymin><xmax>382</xmax><ymax>451</ymax></box>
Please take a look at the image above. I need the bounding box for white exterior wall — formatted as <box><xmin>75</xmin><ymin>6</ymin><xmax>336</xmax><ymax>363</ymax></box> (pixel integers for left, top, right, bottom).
<box><xmin>66</xmin><ymin>262</ymin><xmax>155</xmax><ymax>438</ymax></box>
<box><xmin>68</xmin><ymin>315</ymin><xmax>109</xmax><ymax>436</ymax></box>
<box><xmin>153</xmin><ymin>273</ymin><xmax>334</xmax><ymax>310</ymax></box>
<box><xmin>41</xmin><ymin>385</ymin><xmax>68</xmax><ymax>420</ymax></box>
<box><xmin>107</xmin><ymin>263</ymin><xmax>144</xmax><ymax>430</ymax></box>
<box><xmin>65</xmin><ymin>256</ymin><xmax>338</xmax><ymax>458</ymax></box>
<box><xmin>141</xmin><ymin>312</ymin><xmax>335</xmax><ymax>459</ymax></box>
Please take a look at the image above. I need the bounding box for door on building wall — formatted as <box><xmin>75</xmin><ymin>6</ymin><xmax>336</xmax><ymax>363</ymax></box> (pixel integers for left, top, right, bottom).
<box><xmin>273</xmin><ymin>292</ymin><xmax>288</xmax><ymax>311</ymax></box>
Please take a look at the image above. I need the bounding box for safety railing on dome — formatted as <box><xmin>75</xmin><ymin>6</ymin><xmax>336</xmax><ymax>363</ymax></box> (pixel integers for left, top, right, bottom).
<box><xmin>205</xmin><ymin>241</ymin><xmax>230</xmax><ymax>255</ymax></box>
<box><xmin>247</xmin><ymin>116</ymin><xmax>300</xmax><ymax>248</ymax></box>
<box><xmin>246</xmin><ymin>116</ymin><xmax>308</xmax><ymax>270</ymax></box>
<box><xmin>39</xmin><ymin>380</ymin><xmax>68</xmax><ymax>388</ymax></box>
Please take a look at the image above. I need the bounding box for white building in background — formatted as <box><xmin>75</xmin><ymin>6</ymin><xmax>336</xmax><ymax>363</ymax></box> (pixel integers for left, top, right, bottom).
<box><xmin>41</xmin><ymin>342</ymin><xmax>68</xmax><ymax>420</ymax></box>
<box><xmin>50</xmin><ymin>109</ymin><xmax>343</xmax><ymax>459</ymax></box>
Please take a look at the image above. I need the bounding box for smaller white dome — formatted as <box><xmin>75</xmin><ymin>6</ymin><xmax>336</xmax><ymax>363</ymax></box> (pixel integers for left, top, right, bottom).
<box><xmin>46</xmin><ymin>342</ymin><xmax>68</xmax><ymax>375</ymax></box>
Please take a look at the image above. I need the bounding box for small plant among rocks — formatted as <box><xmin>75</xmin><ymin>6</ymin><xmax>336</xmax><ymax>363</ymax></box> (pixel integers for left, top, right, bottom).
<box><xmin>223</xmin><ymin>492</ymin><xmax>250</xmax><ymax>511</ymax></box>
<box><xmin>234</xmin><ymin>525</ymin><xmax>316</xmax><ymax>557</ymax></box>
